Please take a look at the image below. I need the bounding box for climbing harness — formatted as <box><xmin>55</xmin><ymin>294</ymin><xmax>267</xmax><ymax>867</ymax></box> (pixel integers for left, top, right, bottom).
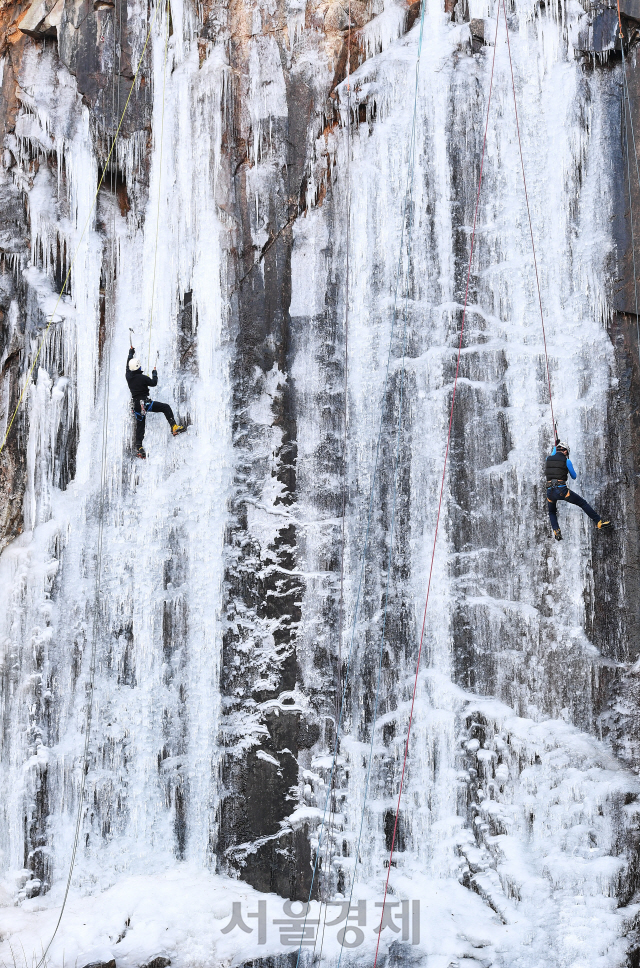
<box><xmin>132</xmin><ymin>398</ymin><xmax>153</xmax><ymax>418</ymax></box>
<box><xmin>0</xmin><ymin>0</ymin><xmax>165</xmax><ymax>459</ymax></box>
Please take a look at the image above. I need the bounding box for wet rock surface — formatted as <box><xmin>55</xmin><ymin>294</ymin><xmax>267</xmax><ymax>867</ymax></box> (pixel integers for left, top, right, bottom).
<box><xmin>57</xmin><ymin>0</ymin><xmax>151</xmax><ymax>132</ymax></box>
<box><xmin>0</xmin><ymin>0</ymin><xmax>639</xmax><ymax>964</ymax></box>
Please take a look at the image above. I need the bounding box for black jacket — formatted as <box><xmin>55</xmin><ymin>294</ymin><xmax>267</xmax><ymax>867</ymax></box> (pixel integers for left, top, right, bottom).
<box><xmin>545</xmin><ymin>449</ymin><xmax>568</xmax><ymax>482</ymax></box>
<box><xmin>126</xmin><ymin>347</ymin><xmax>157</xmax><ymax>400</ymax></box>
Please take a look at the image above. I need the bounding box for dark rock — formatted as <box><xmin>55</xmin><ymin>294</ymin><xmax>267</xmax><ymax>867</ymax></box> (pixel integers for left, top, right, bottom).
<box><xmin>406</xmin><ymin>1</ymin><xmax>422</xmax><ymax>32</ymax></box>
<box><xmin>453</xmin><ymin>0</ymin><xmax>470</xmax><ymax>24</ymax></box>
<box><xmin>141</xmin><ymin>958</ymin><xmax>171</xmax><ymax>968</ymax></box>
<box><xmin>468</xmin><ymin>17</ymin><xmax>485</xmax><ymax>52</ymax></box>
<box><xmin>592</xmin><ymin>8</ymin><xmax>619</xmax><ymax>50</ymax></box>
<box><xmin>217</xmin><ymin>31</ymin><xmax>311</xmax><ymax>894</ymax></box>
<box><xmin>81</xmin><ymin>961</ymin><xmax>116</xmax><ymax>968</ymax></box>
<box><xmin>57</xmin><ymin>0</ymin><xmax>151</xmax><ymax>135</ymax></box>
<box><xmin>0</xmin><ymin>167</ymin><xmax>29</xmax><ymax>553</ymax></box>
<box><xmin>18</xmin><ymin>0</ymin><xmax>63</xmax><ymax>39</ymax></box>
<box><xmin>574</xmin><ymin>8</ymin><xmax>619</xmax><ymax>54</ymax></box>
<box><xmin>24</xmin><ymin>878</ymin><xmax>42</xmax><ymax>898</ymax></box>
<box><xmin>613</xmin><ymin>35</ymin><xmax>640</xmax><ymax>316</ymax></box>
<box><xmin>469</xmin><ymin>17</ymin><xmax>484</xmax><ymax>41</ymax></box>
<box><xmin>242</xmin><ymin>956</ymin><xmax>298</xmax><ymax>968</ymax></box>
<box><xmin>297</xmin><ymin>718</ymin><xmax>320</xmax><ymax>750</ymax></box>
<box><xmin>621</xmin><ymin>0</ymin><xmax>640</xmax><ymax>21</ymax></box>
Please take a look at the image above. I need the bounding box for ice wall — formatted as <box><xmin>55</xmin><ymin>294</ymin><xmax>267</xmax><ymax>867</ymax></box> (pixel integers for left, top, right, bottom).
<box><xmin>0</xmin><ymin>0</ymin><xmax>639</xmax><ymax>965</ymax></box>
<box><xmin>0</xmin><ymin>0</ymin><xmax>230</xmax><ymax>894</ymax></box>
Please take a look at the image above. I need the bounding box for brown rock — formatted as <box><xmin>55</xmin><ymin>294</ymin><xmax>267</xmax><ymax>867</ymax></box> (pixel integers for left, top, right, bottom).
<box><xmin>469</xmin><ymin>17</ymin><xmax>484</xmax><ymax>41</ymax></box>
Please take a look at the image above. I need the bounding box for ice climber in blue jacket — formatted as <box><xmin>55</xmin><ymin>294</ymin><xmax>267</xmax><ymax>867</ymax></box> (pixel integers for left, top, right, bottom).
<box><xmin>545</xmin><ymin>441</ymin><xmax>611</xmax><ymax>541</ymax></box>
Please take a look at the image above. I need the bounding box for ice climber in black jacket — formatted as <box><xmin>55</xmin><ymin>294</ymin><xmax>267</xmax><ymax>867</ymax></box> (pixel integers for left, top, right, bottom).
<box><xmin>545</xmin><ymin>441</ymin><xmax>610</xmax><ymax>542</ymax></box>
<box><xmin>126</xmin><ymin>345</ymin><xmax>185</xmax><ymax>459</ymax></box>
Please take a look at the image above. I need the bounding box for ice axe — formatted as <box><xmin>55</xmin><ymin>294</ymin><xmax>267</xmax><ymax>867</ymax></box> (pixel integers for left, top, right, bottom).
<box><xmin>129</xmin><ymin>327</ymin><xmax>134</xmax><ymax>348</ymax></box>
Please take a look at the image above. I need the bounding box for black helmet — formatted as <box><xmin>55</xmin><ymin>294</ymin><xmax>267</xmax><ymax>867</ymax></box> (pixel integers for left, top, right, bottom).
<box><xmin>556</xmin><ymin>441</ymin><xmax>570</xmax><ymax>456</ymax></box>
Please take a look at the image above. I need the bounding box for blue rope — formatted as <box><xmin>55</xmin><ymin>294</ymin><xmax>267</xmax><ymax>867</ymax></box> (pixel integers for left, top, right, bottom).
<box><xmin>295</xmin><ymin>2</ymin><xmax>429</xmax><ymax>964</ymax></box>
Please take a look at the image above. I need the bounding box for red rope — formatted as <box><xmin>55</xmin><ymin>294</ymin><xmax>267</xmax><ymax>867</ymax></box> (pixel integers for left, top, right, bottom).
<box><xmin>372</xmin><ymin>14</ymin><xmax>501</xmax><ymax>967</ymax></box>
<box><xmin>338</xmin><ymin>0</ymin><xmax>352</xmax><ymax>722</ymax></box>
<box><xmin>501</xmin><ymin>0</ymin><xmax>555</xmax><ymax>438</ymax></box>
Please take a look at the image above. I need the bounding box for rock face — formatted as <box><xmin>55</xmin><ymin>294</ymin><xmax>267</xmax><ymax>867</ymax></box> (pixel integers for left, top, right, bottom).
<box><xmin>0</xmin><ymin>0</ymin><xmax>640</xmax><ymax>965</ymax></box>
<box><xmin>19</xmin><ymin>0</ymin><xmax>64</xmax><ymax>40</ymax></box>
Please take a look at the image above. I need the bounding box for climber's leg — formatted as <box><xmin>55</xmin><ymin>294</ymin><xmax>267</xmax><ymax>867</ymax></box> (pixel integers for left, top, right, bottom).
<box><xmin>564</xmin><ymin>489</ymin><xmax>600</xmax><ymax>524</ymax></box>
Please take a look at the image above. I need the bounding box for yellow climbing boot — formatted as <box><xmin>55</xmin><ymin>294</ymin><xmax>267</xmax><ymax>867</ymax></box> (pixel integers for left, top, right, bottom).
<box><xmin>597</xmin><ymin>519</ymin><xmax>612</xmax><ymax>530</ymax></box>
<box><xmin>172</xmin><ymin>423</ymin><xmax>187</xmax><ymax>437</ymax></box>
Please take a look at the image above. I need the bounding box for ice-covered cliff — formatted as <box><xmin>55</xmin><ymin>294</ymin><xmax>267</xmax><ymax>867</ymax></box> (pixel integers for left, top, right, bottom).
<box><xmin>1</xmin><ymin>0</ymin><xmax>640</xmax><ymax>964</ymax></box>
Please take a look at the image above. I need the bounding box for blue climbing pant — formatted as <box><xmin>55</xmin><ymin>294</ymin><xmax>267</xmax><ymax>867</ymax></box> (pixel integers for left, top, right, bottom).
<box><xmin>546</xmin><ymin>484</ymin><xmax>600</xmax><ymax>532</ymax></box>
<box><xmin>133</xmin><ymin>398</ymin><xmax>175</xmax><ymax>447</ymax></box>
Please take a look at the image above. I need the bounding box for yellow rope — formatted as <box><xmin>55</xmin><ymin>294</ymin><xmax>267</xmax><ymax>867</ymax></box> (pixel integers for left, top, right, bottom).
<box><xmin>147</xmin><ymin>0</ymin><xmax>170</xmax><ymax>369</ymax></box>
<box><xmin>0</xmin><ymin>0</ymin><xmax>163</xmax><ymax>458</ymax></box>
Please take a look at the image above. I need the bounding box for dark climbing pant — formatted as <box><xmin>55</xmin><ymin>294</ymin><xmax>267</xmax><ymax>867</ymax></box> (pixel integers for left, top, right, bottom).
<box><xmin>134</xmin><ymin>399</ymin><xmax>175</xmax><ymax>447</ymax></box>
<box><xmin>546</xmin><ymin>484</ymin><xmax>600</xmax><ymax>532</ymax></box>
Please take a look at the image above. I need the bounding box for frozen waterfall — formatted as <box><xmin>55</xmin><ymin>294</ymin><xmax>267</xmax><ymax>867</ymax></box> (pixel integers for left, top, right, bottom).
<box><xmin>1</xmin><ymin>0</ymin><xmax>639</xmax><ymax>965</ymax></box>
